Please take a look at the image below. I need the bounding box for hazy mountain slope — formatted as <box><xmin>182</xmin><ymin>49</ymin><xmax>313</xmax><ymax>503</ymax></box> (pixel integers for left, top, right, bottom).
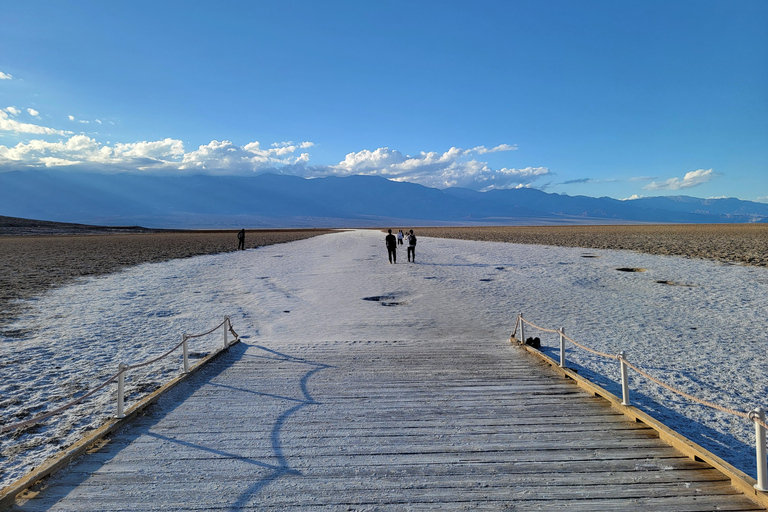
<box><xmin>0</xmin><ymin>170</ymin><xmax>765</xmax><ymax>227</ymax></box>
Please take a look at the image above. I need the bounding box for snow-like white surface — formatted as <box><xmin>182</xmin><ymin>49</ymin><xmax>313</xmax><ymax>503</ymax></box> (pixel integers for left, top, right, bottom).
<box><xmin>1</xmin><ymin>229</ymin><xmax>767</xmax><ymax>489</ymax></box>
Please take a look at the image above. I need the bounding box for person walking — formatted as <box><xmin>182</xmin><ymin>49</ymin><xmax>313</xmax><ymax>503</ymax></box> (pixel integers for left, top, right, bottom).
<box><xmin>407</xmin><ymin>229</ymin><xmax>417</xmax><ymax>262</ymax></box>
<box><xmin>385</xmin><ymin>229</ymin><xmax>398</xmax><ymax>264</ymax></box>
<box><xmin>237</xmin><ymin>229</ymin><xmax>245</xmax><ymax>250</ymax></box>
<box><xmin>397</xmin><ymin>229</ymin><xmax>404</xmax><ymax>245</ymax></box>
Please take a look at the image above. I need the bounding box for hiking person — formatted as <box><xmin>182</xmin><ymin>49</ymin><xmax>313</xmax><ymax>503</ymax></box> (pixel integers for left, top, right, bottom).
<box><xmin>237</xmin><ymin>229</ymin><xmax>245</xmax><ymax>250</ymax></box>
<box><xmin>407</xmin><ymin>229</ymin><xmax>417</xmax><ymax>262</ymax></box>
<box><xmin>385</xmin><ymin>229</ymin><xmax>398</xmax><ymax>264</ymax></box>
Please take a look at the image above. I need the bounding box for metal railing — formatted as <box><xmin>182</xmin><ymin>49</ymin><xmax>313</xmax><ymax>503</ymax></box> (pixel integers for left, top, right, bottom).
<box><xmin>512</xmin><ymin>311</ymin><xmax>768</xmax><ymax>491</ymax></box>
<box><xmin>1</xmin><ymin>316</ymin><xmax>238</xmax><ymax>433</ymax></box>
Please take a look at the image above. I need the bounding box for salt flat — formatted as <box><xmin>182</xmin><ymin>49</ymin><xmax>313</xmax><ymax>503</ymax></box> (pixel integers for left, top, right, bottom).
<box><xmin>2</xmin><ymin>229</ymin><xmax>767</xmax><ymax>501</ymax></box>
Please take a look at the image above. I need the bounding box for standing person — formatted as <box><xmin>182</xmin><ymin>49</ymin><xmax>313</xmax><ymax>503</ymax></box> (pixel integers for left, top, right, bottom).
<box><xmin>397</xmin><ymin>229</ymin><xmax>404</xmax><ymax>245</ymax></box>
<box><xmin>237</xmin><ymin>229</ymin><xmax>245</xmax><ymax>250</ymax></box>
<box><xmin>385</xmin><ymin>229</ymin><xmax>398</xmax><ymax>264</ymax></box>
<box><xmin>407</xmin><ymin>229</ymin><xmax>417</xmax><ymax>262</ymax></box>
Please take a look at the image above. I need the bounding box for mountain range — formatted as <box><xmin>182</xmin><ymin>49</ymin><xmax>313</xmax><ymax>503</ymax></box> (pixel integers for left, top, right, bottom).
<box><xmin>1</xmin><ymin>170</ymin><xmax>766</xmax><ymax>228</ymax></box>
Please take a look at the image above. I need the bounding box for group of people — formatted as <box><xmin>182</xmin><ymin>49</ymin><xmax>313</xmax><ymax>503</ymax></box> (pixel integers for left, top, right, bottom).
<box><xmin>385</xmin><ymin>229</ymin><xmax>417</xmax><ymax>264</ymax></box>
<box><xmin>238</xmin><ymin>228</ymin><xmax>416</xmax><ymax>263</ymax></box>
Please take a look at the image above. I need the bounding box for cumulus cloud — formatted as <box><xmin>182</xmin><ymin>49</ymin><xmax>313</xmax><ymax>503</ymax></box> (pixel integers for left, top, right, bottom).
<box><xmin>0</xmin><ymin>136</ymin><xmax>313</xmax><ymax>174</ymax></box>
<box><xmin>643</xmin><ymin>169</ymin><xmax>719</xmax><ymax>191</ymax></box>
<box><xmin>27</xmin><ymin>108</ymin><xmax>40</xmax><ymax>117</ymax></box>
<box><xmin>0</xmin><ymin>110</ymin><xmax>72</xmax><ymax>136</ymax></box>
<box><xmin>0</xmin><ymin>136</ymin><xmax>543</xmax><ymax>190</ymax></box>
<box><xmin>68</xmin><ymin>115</ymin><xmax>75</xmax><ymax>121</ymax></box>
<box><xmin>308</xmin><ymin>145</ymin><xmax>546</xmax><ymax>191</ymax></box>
<box><xmin>622</xmin><ymin>194</ymin><xmax>644</xmax><ymax>201</ymax></box>
<box><xmin>5</xmin><ymin>106</ymin><xmax>20</xmax><ymax>116</ymax></box>
<box><xmin>0</xmin><ymin>71</ymin><xmax>12</xmax><ymax>80</ymax></box>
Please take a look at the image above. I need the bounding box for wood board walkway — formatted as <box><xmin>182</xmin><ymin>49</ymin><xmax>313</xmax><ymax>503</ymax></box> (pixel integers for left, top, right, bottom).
<box><xmin>9</xmin><ymin>337</ymin><xmax>764</xmax><ymax>511</ymax></box>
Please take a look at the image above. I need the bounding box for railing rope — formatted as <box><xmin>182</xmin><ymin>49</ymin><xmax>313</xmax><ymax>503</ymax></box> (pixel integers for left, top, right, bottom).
<box><xmin>0</xmin><ymin>317</ymin><xmax>238</xmax><ymax>434</ymax></box>
<box><xmin>512</xmin><ymin>312</ymin><xmax>768</xmax><ymax>485</ymax></box>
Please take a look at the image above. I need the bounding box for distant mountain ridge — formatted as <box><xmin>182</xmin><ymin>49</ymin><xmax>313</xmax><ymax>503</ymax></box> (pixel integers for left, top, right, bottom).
<box><xmin>0</xmin><ymin>170</ymin><xmax>765</xmax><ymax>228</ymax></box>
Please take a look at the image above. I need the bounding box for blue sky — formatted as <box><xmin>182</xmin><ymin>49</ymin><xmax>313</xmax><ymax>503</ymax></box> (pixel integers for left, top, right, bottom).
<box><xmin>1</xmin><ymin>0</ymin><xmax>766</xmax><ymax>201</ymax></box>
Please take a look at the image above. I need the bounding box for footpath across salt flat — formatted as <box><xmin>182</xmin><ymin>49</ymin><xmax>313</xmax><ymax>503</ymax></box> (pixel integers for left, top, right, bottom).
<box><xmin>8</xmin><ymin>230</ymin><xmax>765</xmax><ymax>511</ymax></box>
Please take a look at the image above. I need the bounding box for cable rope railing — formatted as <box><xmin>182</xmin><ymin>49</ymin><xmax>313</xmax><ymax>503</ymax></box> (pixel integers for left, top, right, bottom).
<box><xmin>0</xmin><ymin>316</ymin><xmax>239</xmax><ymax>434</ymax></box>
<box><xmin>511</xmin><ymin>312</ymin><xmax>768</xmax><ymax>492</ymax></box>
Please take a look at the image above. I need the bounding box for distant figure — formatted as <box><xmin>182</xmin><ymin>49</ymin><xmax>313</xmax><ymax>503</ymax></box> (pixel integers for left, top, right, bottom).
<box><xmin>385</xmin><ymin>229</ymin><xmax>397</xmax><ymax>264</ymax></box>
<box><xmin>237</xmin><ymin>229</ymin><xmax>245</xmax><ymax>250</ymax></box>
<box><xmin>407</xmin><ymin>229</ymin><xmax>417</xmax><ymax>262</ymax></box>
<box><xmin>397</xmin><ymin>229</ymin><xmax>404</xmax><ymax>245</ymax></box>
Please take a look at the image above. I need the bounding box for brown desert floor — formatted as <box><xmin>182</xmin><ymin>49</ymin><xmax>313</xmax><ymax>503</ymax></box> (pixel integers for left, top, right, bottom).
<box><xmin>0</xmin><ymin>230</ymin><xmax>334</xmax><ymax>331</ymax></box>
<box><xmin>416</xmin><ymin>224</ymin><xmax>768</xmax><ymax>267</ymax></box>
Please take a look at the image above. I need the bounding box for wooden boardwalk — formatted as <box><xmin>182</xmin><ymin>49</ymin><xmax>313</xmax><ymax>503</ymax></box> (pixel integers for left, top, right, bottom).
<box><xmin>9</xmin><ymin>337</ymin><xmax>764</xmax><ymax>511</ymax></box>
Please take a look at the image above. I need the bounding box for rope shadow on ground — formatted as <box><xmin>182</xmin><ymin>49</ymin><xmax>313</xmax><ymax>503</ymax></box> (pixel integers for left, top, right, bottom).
<box><xmin>227</xmin><ymin>344</ymin><xmax>331</xmax><ymax>511</ymax></box>
<box><xmin>7</xmin><ymin>342</ymin><xmax>332</xmax><ymax>511</ymax></box>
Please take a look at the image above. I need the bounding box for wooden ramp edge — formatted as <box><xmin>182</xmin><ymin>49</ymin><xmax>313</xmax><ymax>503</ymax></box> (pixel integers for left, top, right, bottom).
<box><xmin>0</xmin><ymin>339</ymin><xmax>241</xmax><ymax>511</ymax></box>
<box><xmin>511</xmin><ymin>335</ymin><xmax>768</xmax><ymax>510</ymax></box>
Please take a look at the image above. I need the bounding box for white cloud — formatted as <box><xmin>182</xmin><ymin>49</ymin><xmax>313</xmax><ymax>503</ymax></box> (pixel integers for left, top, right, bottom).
<box><xmin>644</xmin><ymin>169</ymin><xmax>719</xmax><ymax>191</ymax></box>
<box><xmin>307</xmin><ymin>145</ymin><xmax>546</xmax><ymax>191</ymax></box>
<box><xmin>5</xmin><ymin>106</ymin><xmax>20</xmax><ymax>116</ymax></box>
<box><xmin>470</xmin><ymin>144</ymin><xmax>518</xmax><ymax>154</ymax></box>
<box><xmin>0</xmin><ymin>136</ymin><xmax>543</xmax><ymax>190</ymax></box>
<box><xmin>179</xmin><ymin>139</ymin><xmax>314</xmax><ymax>173</ymax></box>
<box><xmin>621</xmin><ymin>194</ymin><xmax>643</xmax><ymax>201</ymax></box>
<box><xmin>0</xmin><ymin>136</ymin><xmax>314</xmax><ymax>174</ymax></box>
<box><xmin>27</xmin><ymin>108</ymin><xmax>39</xmax><ymax>117</ymax></box>
<box><xmin>114</xmin><ymin>138</ymin><xmax>185</xmax><ymax>160</ymax></box>
<box><xmin>0</xmin><ymin>71</ymin><xmax>12</xmax><ymax>80</ymax></box>
<box><xmin>0</xmin><ymin>110</ymin><xmax>72</xmax><ymax>136</ymax></box>
<box><xmin>68</xmin><ymin>115</ymin><xmax>75</xmax><ymax>121</ymax></box>
<box><xmin>756</xmin><ymin>196</ymin><xmax>768</xmax><ymax>204</ymax></box>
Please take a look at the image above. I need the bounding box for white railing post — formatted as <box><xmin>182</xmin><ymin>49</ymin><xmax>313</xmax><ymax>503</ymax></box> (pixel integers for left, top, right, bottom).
<box><xmin>182</xmin><ymin>334</ymin><xmax>189</xmax><ymax>373</ymax></box>
<box><xmin>619</xmin><ymin>352</ymin><xmax>630</xmax><ymax>406</ymax></box>
<box><xmin>223</xmin><ymin>317</ymin><xmax>229</xmax><ymax>349</ymax></box>
<box><xmin>519</xmin><ymin>313</ymin><xmax>525</xmax><ymax>345</ymax></box>
<box><xmin>754</xmin><ymin>407</ymin><xmax>767</xmax><ymax>491</ymax></box>
<box><xmin>117</xmin><ymin>363</ymin><xmax>128</xmax><ymax>418</ymax></box>
<box><xmin>559</xmin><ymin>327</ymin><xmax>566</xmax><ymax>367</ymax></box>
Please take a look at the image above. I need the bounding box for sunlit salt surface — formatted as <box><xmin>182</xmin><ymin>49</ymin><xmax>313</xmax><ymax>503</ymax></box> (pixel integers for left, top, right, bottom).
<box><xmin>1</xmin><ymin>229</ymin><xmax>766</xmax><ymax>488</ymax></box>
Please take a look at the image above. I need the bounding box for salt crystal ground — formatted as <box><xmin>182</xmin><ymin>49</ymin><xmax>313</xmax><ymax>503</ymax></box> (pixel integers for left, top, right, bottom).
<box><xmin>2</xmin><ymin>230</ymin><xmax>767</xmax><ymax>499</ymax></box>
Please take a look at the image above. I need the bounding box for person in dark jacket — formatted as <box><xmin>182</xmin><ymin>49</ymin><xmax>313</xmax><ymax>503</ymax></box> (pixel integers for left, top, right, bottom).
<box><xmin>407</xmin><ymin>230</ymin><xmax>417</xmax><ymax>262</ymax></box>
<box><xmin>385</xmin><ymin>229</ymin><xmax>397</xmax><ymax>264</ymax></box>
<box><xmin>237</xmin><ymin>229</ymin><xmax>245</xmax><ymax>250</ymax></box>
